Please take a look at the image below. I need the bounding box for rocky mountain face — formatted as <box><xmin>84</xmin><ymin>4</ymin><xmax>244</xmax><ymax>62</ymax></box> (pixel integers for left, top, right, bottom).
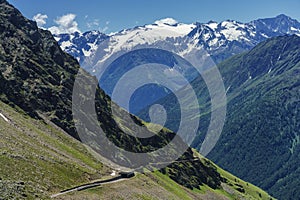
<box><xmin>187</xmin><ymin>14</ymin><xmax>300</xmax><ymax>63</ymax></box>
<box><xmin>0</xmin><ymin>1</ymin><xmax>274</xmax><ymax>199</ymax></box>
<box><xmin>0</xmin><ymin>0</ymin><xmax>80</xmax><ymax>138</ymax></box>
<box><xmin>139</xmin><ymin>34</ymin><xmax>300</xmax><ymax>200</ymax></box>
<box><xmin>54</xmin><ymin>30</ymin><xmax>109</xmax><ymax>64</ymax></box>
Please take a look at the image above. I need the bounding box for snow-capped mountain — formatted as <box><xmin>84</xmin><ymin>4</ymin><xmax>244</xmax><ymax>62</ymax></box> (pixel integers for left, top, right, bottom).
<box><xmin>187</xmin><ymin>14</ymin><xmax>300</xmax><ymax>62</ymax></box>
<box><xmin>54</xmin><ymin>30</ymin><xmax>108</xmax><ymax>63</ymax></box>
<box><xmin>54</xmin><ymin>14</ymin><xmax>300</xmax><ymax>66</ymax></box>
<box><xmin>55</xmin><ymin>18</ymin><xmax>198</xmax><ymax>69</ymax></box>
<box><xmin>54</xmin><ymin>14</ymin><xmax>300</xmax><ymax>114</ymax></box>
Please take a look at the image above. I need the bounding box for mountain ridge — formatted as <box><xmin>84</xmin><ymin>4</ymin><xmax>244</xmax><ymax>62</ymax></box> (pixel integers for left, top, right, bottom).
<box><xmin>54</xmin><ymin>14</ymin><xmax>300</xmax><ymax>65</ymax></box>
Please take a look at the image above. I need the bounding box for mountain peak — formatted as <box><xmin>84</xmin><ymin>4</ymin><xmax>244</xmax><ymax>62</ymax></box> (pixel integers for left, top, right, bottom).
<box><xmin>207</xmin><ymin>20</ymin><xmax>218</xmax><ymax>24</ymax></box>
<box><xmin>275</xmin><ymin>13</ymin><xmax>291</xmax><ymax>19</ymax></box>
<box><xmin>154</xmin><ymin>18</ymin><xmax>179</xmax><ymax>26</ymax></box>
<box><xmin>253</xmin><ymin>14</ymin><xmax>300</xmax><ymax>25</ymax></box>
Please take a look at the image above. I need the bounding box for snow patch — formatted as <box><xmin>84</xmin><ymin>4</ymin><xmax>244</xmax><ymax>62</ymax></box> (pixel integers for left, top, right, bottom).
<box><xmin>60</xmin><ymin>41</ymin><xmax>72</xmax><ymax>50</ymax></box>
<box><xmin>207</xmin><ymin>22</ymin><xmax>218</xmax><ymax>30</ymax></box>
<box><xmin>218</xmin><ymin>20</ymin><xmax>248</xmax><ymax>41</ymax></box>
<box><xmin>291</xmin><ymin>27</ymin><xmax>298</xmax><ymax>31</ymax></box>
<box><xmin>208</xmin><ymin>38</ymin><xmax>219</xmax><ymax>46</ymax></box>
<box><xmin>82</xmin><ymin>49</ymin><xmax>91</xmax><ymax>57</ymax></box>
<box><xmin>220</xmin><ymin>22</ymin><xmax>244</xmax><ymax>41</ymax></box>
<box><xmin>82</xmin><ymin>43</ymin><xmax>98</xmax><ymax>57</ymax></box>
<box><xmin>54</xmin><ymin>36</ymin><xmax>60</xmax><ymax>42</ymax></box>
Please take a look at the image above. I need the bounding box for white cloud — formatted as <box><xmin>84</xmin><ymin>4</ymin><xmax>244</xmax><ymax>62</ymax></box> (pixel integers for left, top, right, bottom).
<box><xmin>49</xmin><ymin>14</ymin><xmax>80</xmax><ymax>34</ymax></box>
<box><xmin>87</xmin><ymin>19</ymin><xmax>100</xmax><ymax>29</ymax></box>
<box><xmin>100</xmin><ymin>26</ymin><xmax>109</xmax><ymax>32</ymax></box>
<box><xmin>33</xmin><ymin>13</ymin><xmax>48</xmax><ymax>27</ymax></box>
<box><xmin>154</xmin><ymin>18</ymin><xmax>178</xmax><ymax>26</ymax></box>
<box><xmin>86</xmin><ymin>19</ymin><xmax>110</xmax><ymax>33</ymax></box>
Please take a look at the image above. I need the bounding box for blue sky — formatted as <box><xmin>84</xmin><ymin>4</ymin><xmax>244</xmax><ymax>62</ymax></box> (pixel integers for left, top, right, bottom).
<box><xmin>7</xmin><ymin>0</ymin><xmax>300</xmax><ymax>34</ymax></box>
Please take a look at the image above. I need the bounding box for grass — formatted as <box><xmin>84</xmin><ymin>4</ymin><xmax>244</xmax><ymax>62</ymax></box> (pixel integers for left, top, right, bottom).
<box><xmin>0</xmin><ymin>101</ymin><xmax>106</xmax><ymax>199</ymax></box>
<box><xmin>217</xmin><ymin>166</ymin><xmax>274</xmax><ymax>200</ymax></box>
<box><xmin>192</xmin><ymin>150</ymin><xmax>275</xmax><ymax>200</ymax></box>
<box><xmin>151</xmin><ymin>171</ymin><xmax>192</xmax><ymax>200</ymax></box>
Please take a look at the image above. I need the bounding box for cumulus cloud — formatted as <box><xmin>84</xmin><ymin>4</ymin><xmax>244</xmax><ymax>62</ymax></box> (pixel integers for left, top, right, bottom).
<box><xmin>33</xmin><ymin>13</ymin><xmax>48</xmax><ymax>27</ymax></box>
<box><xmin>49</xmin><ymin>14</ymin><xmax>80</xmax><ymax>34</ymax></box>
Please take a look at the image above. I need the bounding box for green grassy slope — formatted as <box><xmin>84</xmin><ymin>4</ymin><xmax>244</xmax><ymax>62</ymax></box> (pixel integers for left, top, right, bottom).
<box><xmin>0</xmin><ymin>101</ymin><xmax>274</xmax><ymax>199</ymax></box>
<box><xmin>0</xmin><ymin>100</ymin><xmax>106</xmax><ymax>199</ymax></box>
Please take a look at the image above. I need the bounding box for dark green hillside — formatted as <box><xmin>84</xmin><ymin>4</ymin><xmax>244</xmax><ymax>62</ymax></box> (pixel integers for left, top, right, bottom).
<box><xmin>209</xmin><ymin>35</ymin><xmax>300</xmax><ymax>200</ymax></box>
<box><xmin>139</xmin><ymin>34</ymin><xmax>300</xmax><ymax>199</ymax></box>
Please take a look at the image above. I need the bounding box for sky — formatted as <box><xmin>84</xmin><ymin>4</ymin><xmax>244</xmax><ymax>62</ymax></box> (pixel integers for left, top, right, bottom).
<box><xmin>7</xmin><ymin>0</ymin><xmax>300</xmax><ymax>34</ymax></box>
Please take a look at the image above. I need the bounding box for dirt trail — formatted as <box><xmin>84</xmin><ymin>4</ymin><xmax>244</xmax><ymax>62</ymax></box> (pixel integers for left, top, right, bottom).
<box><xmin>0</xmin><ymin>112</ymin><xmax>9</xmax><ymax>122</ymax></box>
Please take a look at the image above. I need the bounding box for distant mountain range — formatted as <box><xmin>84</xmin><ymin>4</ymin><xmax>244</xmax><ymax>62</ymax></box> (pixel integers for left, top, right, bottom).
<box><xmin>55</xmin><ymin>14</ymin><xmax>300</xmax><ymax>66</ymax></box>
<box><xmin>54</xmin><ymin>14</ymin><xmax>300</xmax><ymax>114</ymax></box>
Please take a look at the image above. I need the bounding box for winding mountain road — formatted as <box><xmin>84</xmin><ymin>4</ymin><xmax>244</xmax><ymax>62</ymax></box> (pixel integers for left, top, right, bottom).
<box><xmin>50</xmin><ymin>175</ymin><xmax>130</xmax><ymax>198</ymax></box>
<box><xmin>50</xmin><ymin>157</ymin><xmax>201</xmax><ymax>198</ymax></box>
